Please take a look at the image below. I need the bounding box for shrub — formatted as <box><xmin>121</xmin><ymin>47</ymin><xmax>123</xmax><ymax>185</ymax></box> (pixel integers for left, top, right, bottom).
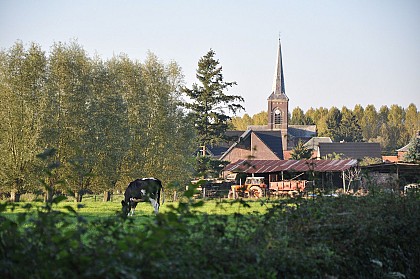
<box><xmin>1</xmin><ymin>192</ymin><xmax>419</xmax><ymax>278</ymax></box>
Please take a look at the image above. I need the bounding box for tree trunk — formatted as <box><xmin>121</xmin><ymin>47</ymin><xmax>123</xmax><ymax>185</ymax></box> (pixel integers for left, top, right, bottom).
<box><xmin>75</xmin><ymin>192</ymin><xmax>83</xmax><ymax>202</ymax></box>
<box><xmin>103</xmin><ymin>191</ymin><xmax>111</xmax><ymax>202</ymax></box>
<box><xmin>44</xmin><ymin>187</ymin><xmax>54</xmax><ymax>203</ymax></box>
<box><xmin>10</xmin><ymin>190</ymin><xmax>20</xmax><ymax>202</ymax></box>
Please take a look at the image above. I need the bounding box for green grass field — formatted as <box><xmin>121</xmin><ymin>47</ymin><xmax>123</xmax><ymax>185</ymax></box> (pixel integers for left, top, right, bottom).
<box><xmin>2</xmin><ymin>195</ymin><xmax>274</xmax><ymax>220</ymax></box>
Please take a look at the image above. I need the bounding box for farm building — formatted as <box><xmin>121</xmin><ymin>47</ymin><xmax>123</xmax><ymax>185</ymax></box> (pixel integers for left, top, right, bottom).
<box><xmin>318</xmin><ymin>142</ymin><xmax>382</xmax><ymax>160</ymax></box>
<box><xmin>361</xmin><ymin>162</ymin><xmax>420</xmax><ymax>191</ymax></box>
<box><xmin>223</xmin><ymin>159</ymin><xmax>360</xmax><ymax>192</ymax></box>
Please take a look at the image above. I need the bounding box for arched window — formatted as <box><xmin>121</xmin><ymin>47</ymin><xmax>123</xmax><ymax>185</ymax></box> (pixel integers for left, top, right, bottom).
<box><xmin>273</xmin><ymin>108</ymin><xmax>282</xmax><ymax>126</ymax></box>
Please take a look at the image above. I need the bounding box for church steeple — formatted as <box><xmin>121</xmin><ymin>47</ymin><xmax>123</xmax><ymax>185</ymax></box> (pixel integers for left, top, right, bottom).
<box><xmin>267</xmin><ymin>37</ymin><xmax>289</xmax><ymax>150</ymax></box>
<box><xmin>269</xmin><ymin>37</ymin><xmax>288</xmax><ymax>100</ymax></box>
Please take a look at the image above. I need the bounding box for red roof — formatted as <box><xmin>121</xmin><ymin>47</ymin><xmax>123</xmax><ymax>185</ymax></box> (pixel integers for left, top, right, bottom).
<box><xmin>224</xmin><ymin>159</ymin><xmax>358</xmax><ymax>173</ymax></box>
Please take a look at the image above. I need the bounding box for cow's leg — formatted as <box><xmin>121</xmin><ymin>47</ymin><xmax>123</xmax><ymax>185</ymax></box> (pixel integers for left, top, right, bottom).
<box><xmin>149</xmin><ymin>198</ymin><xmax>159</xmax><ymax>214</ymax></box>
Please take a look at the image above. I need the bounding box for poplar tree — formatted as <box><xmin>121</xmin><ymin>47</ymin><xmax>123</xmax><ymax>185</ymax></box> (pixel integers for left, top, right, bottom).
<box><xmin>404</xmin><ymin>103</ymin><xmax>419</xmax><ymax>138</ymax></box>
<box><xmin>42</xmin><ymin>41</ymin><xmax>94</xmax><ymax>202</ymax></box>
<box><xmin>88</xmin><ymin>58</ymin><xmax>130</xmax><ymax>200</ymax></box>
<box><xmin>324</xmin><ymin>107</ymin><xmax>342</xmax><ymax>141</ymax></box>
<box><xmin>361</xmin><ymin>104</ymin><xmax>379</xmax><ymax>141</ymax></box>
<box><xmin>290</xmin><ymin>107</ymin><xmax>308</xmax><ymax>125</ymax></box>
<box><xmin>0</xmin><ymin>42</ymin><xmax>47</xmax><ymax>201</ymax></box>
<box><xmin>339</xmin><ymin>107</ymin><xmax>363</xmax><ymax>142</ymax></box>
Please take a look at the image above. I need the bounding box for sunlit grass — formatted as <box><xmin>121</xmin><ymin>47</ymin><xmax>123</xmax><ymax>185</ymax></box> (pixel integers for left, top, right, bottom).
<box><xmin>1</xmin><ymin>195</ymin><xmax>277</xmax><ymax>221</ymax></box>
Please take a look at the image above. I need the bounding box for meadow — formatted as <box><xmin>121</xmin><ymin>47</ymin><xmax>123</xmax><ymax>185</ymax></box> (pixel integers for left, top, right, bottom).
<box><xmin>1</xmin><ymin>191</ymin><xmax>420</xmax><ymax>279</ymax></box>
<box><xmin>2</xmin><ymin>194</ymin><xmax>272</xmax><ymax>219</ymax></box>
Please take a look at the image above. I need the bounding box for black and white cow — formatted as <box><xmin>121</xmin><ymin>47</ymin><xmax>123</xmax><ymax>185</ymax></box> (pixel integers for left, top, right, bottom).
<box><xmin>121</xmin><ymin>178</ymin><xmax>164</xmax><ymax>216</ymax></box>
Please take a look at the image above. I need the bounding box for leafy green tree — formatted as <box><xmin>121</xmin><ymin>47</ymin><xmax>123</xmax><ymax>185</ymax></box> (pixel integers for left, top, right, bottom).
<box><xmin>389</xmin><ymin>104</ymin><xmax>409</xmax><ymax>149</ymax></box>
<box><xmin>138</xmin><ymin>53</ymin><xmax>195</xmax><ymax>184</ymax></box>
<box><xmin>230</xmin><ymin>114</ymin><xmax>252</xmax><ymax>130</ymax></box>
<box><xmin>252</xmin><ymin>111</ymin><xmax>268</xmax><ymax>126</ymax></box>
<box><xmin>290</xmin><ymin>140</ymin><xmax>312</xmax><ymax>159</ymax></box>
<box><xmin>311</xmin><ymin>107</ymin><xmax>329</xmax><ymax>136</ymax></box>
<box><xmin>378</xmin><ymin>105</ymin><xmax>389</xmax><ymax>127</ymax></box>
<box><xmin>87</xmin><ymin>58</ymin><xmax>130</xmax><ymax>199</ymax></box>
<box><xmin>404</xmin><ymin>103</ymin><xmax>419</xmax><ymax>138</ymax></box>
<box><xmin>41</xmin><ymin>41</ymin><xmax>94</xmax><ymax>202</ymax></box>
<box><xmin>404</xmin><ymin>135</ymin><xmax>420</xmax><ymax>163</ymax></box>
<box><xmin>359</xmin><ymin>156</ymin><xmax>382</xmax><ymax>166</ymax></box>
<box><xmin>290</xmin><ymin>106</ymin><xmax>308</xmax><ymax>125</ymax></box>
<box><xmin>353</xmin><ymin>104</ymin><xmax>364</xmax><ymax>124</ymax></box>
<box><xmin>304</xmin><ymin>107</ymin><xmax>316</xmax><ymax>125</ymax></box>
<box><xmin>0</xmin><ymin>42</ymin><xmax>47</xmax><ymax>201</ymax></box>
<box><xmin>339</xmin><ymin>107</ymin><xmax>363</xmax><ymax>142</ymax></box>
<box><xmin>182</xmin><ymin>49</ymin><xmax>244</xmax><ymax>147</ymax></box>
<box><xmin>361</xmin><ymin>104</ymin><xmax>379</xmax><ymax>141</ymax></box>
<box><xmin>324</xmin><ymin>107</ymin><xmax>342</xmax><ymax>141</ymax></box>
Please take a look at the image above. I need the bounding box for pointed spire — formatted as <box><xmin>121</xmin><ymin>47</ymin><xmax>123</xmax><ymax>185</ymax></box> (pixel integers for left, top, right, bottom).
<box><xmin>269</xmin><ymin>37</ymin><xmax>288</xmax><ymax>100</ymax></box>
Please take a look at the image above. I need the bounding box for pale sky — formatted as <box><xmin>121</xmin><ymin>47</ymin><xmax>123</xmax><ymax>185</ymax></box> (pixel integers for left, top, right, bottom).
<box><xmin>1</xmin><ymin>0</ymin><xmax>419</xmax><ymax>116</ymax></box>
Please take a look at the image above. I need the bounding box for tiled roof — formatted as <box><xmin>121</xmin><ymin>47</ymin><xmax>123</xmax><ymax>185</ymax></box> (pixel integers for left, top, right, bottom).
<box><xmin>254</xmin><ymin>131</ymin><xmax>283</xmax><ymax>159</ymax></box>
<box><xmin>288</xmin><ymin>125</ymin><xmax>316</xmax><ymax>138</ymax></box>
<box><xmin>224</xmin><ymin>159</ymin><xmax>358</xmax><ymax>173</ymax></box>
<box><xmin>303</xmin><ymin>137</ymin><xmax>332</xmax><ymax>149</ymax></box>
<box><xmin>319</xmin><ymin>142</ymin><xmax>382</xmax><ymax>159</ymax></box>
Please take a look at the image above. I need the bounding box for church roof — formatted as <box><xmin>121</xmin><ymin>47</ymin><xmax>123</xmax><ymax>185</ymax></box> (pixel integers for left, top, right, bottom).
<box><xmin>268</xmin><ymin>38</ymin><xmax>288</xmax><ymax>101</ymax></box>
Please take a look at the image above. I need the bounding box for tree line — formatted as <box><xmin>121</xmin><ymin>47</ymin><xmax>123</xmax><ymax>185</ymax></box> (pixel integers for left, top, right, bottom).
<box><xmin>0</xmin><ymin>41</ymin><xmax>198</xmax><ymax>201</ymax></box>
<box><xmin>231</xmin><ymin>104</ymin><xmax>420</xmax><ymax>154</ymax></box>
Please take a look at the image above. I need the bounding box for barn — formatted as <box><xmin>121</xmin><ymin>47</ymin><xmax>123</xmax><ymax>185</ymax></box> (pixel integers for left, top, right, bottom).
<box><xmin>223</xmin><ymin>159</ymin><xmax>360</xmax><ymax>192</ymax></box>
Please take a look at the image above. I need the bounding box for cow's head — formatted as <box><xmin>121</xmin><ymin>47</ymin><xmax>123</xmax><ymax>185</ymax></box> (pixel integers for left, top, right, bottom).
<box><xmin>121</xmin><ymin>200</ymin><xmax>130</xmax><ymax>216</ymax></box>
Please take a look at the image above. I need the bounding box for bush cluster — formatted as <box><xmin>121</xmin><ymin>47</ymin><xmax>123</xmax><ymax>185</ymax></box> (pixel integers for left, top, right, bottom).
<box><xmin>1</xmin><ymin>191</ymin><xmax>419</xmax><ymax>278</ymax></box>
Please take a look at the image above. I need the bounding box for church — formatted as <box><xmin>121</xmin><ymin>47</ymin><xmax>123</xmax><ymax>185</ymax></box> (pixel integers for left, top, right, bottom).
<box><xmin>210</xmin><ymin>39</ymin><xmax>317</xmax><ymax>162</ymax></box>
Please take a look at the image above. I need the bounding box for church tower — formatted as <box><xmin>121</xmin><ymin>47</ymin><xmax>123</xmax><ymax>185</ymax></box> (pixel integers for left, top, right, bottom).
<box><xmin>267</xmin><ymin>38</ymin><xmax>289</xmax><ymax>150</ymax></box>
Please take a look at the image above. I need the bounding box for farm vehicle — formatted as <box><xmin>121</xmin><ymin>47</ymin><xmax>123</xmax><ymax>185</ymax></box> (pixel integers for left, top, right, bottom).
<box><xmin>191</xmin><ymin>175</ymin><xmax>311</xmax><ymax>199</ymax></box>
<box><xmin>228</xmin><ymin>177</ymin><xmax>268</xmax><ymax>199</ymax></box>
<box><xmin>228</xmin><ymin>176</ymin><xmax>311</xmax><ymax>199</ymax></box>
<box><xmin>269</xmin><ymin>180</ymin><xmax>309</xmax><ymax>197</ymax></box>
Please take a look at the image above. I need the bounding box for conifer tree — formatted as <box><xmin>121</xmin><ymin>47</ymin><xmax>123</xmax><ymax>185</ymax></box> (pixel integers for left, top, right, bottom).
<box><xmin>182</xmin><ymin>49</ymin><xmax>244</xmax><ymax>147</ymax></box>
<box><xmin>290</xmin><ymin>140</ymin><xmax>312</xmax><ymax>160</ymax></box>
<box><xmin>404</xmin><ymin>135</ymin><xmax>420</xmax><ymax>163</ymax></box>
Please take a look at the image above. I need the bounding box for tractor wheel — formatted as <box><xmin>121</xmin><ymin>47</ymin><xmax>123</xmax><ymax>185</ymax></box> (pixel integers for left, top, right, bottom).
<box><xmin>288</xmin><ymin>190</ymin><xmax>299</xmax><ymax>198</ymax></box>
<box><xmin>228</xmin><ymin>190</ymin><xmax>238</xmax><ymax>199</ymax></box>
<box><xmin>249</xmin><ymin>186</ymin><xmax>264</xmax><ymax>198</ymax></box>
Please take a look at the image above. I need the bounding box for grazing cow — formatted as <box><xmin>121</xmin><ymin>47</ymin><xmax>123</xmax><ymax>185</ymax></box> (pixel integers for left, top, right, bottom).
<box><xmin>121</xmin><ymin>178</ymin><xmax>164</xmax><ymax>216</ymax></box>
